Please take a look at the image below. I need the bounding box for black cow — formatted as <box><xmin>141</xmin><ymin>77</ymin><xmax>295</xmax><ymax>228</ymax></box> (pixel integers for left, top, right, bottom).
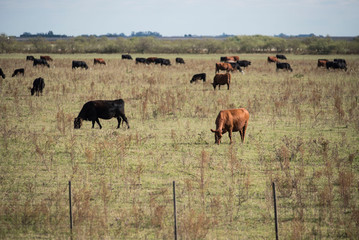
<box><xmin>30</xmin><ymin>77</ymin><xmax>45</xmax><ymax>96</ymax></box>
<box><xmin>33</xmin><ymin>59</ymin><xmax>50</xmax><ymax>68</ymax></box>
<box><xmin>26</xmin><ymin>56</ymin><xmax>35</xmax><ymax>61</ymax></box>
<box><xmin>276</xmin><ymin>54</ymin><xmax>287</xmax><ymax>60</ymax></box>
<box><xmin>136</xmin><ymin>58</ymin><xmax>148</xmax><ymax>64</ymax></box>
<box><xmin>122</xmin><ymin>54</ymin><xmax>133</xmax><ymax>60</ymax></box>
<box><xmin>176</xmin><ymin>57</ymin><xmax>185</xmax><ymax>64</ymax></box>
<box><xmin>12</xmin><ymin>68</ymin><xmax>25</xmax><ymax>77</ymax></box>
<box><xmin>326</xmin><ymin>61</ymin><xmax>347</xmax><ymax>71</ymax></box>
<box><xmin>72</xmin><ymin>61</ymin><xmax>88</xmax><ymax>69</ymax></box>
<box><xmin>0</xmin><ymin>68</ymin><xmax>5</xmax><ymax>79</ymax></box>
<box><xmin>154</xmin><ymin>58</ymin><xmax>171</xmax><ymax>66</ymax></box>
<box><xmin>237</xmin><ymin>60</ymin><xmax>251</xmax><ymax>68</ymax></box>
<box><xmin>74</xmin><ymin>99</ymin><xmax>130</xmax><ymax>129</ymax></box>
<box><xmin>190</xmin><ymin>73</ymin><xmax>206</xmax><ymax>83</ymax></box>
<box><xmin>228</xmin><ymin>62</ymin><xmax>243</xmax><ymax>73</ymax></box>
<box><xmin>276</xmin><ymin>62</ymin><xmax>293</xmax><ymax>72</ymax></box>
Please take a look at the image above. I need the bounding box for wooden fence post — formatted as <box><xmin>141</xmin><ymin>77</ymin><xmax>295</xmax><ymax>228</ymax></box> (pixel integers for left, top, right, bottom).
<box><xmin>69</xmin><ymin>181</ymin><xmax>73</xmax><ymax>234</ymax></box>
<box><xmin>272</xmin><ymin>182</ymin><xmax>279</xmax><ymax>240</ymax></box>
<box><xmin>173</xmin><ymin>181</ymin><xmax>177</xmax><ymax>240</ymax></box>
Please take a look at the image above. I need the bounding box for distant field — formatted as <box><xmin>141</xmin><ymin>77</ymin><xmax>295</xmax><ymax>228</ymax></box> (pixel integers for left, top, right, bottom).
<box><xmin>0</xmin><ymin>54</ymin><xmax>358</xmax><ymax>239</ymax></box>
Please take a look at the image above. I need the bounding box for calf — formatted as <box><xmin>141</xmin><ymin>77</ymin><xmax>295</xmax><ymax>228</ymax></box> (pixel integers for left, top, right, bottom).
<box><xmin>190</xmin><ymin>73</ymin><xmax>206</xmax><ymax>83</ymax></box>
<box><xmin>0</xmin><ymin>68</ymin><xmax>5</xmax><ymax>79</ymax></box>
<box><xmin>94</xmin><ymin>58</ymin><xmax>106</xmax><ymax>65</ymax></box>
<box><xmin>176</xmin><ymin>57</ymin><xmax>185</xmax><ymax>64</ymax></box>
<box><xmin>212</xmin><ymin>73</ymin><xmax>231</xmax><ymax>90</ymax></box>
<box><xmin>12</xmin><ymin>68</ymin><xmax>25</xmax><ymax>77</ymax></box>
<box><xmin>72</xmin><ymin>61</ymin><xmax>88</xmax><ymax>69</ymax></box>
<box><xmin>33</xmin><ymin>59</ymin><xmax>50</xmax><ymax>68</ymax></box>
<box><xmin>276</xmin><ymin>62</ymin><xmax>293</xmax><ymax>72</ymax></box>
<box><xmin>74</xmin><ymin>99</ymin><xmax>130</xmax><ymax>129</ymax></box>
<box><xmin>211</xmin><ymin>108</ymin><xmax>249</xmax><ymax>144</ymax></box>
<box><xmin>30</xmin><ymin>77</ymin><xmax>45</xmax><ymax>96</ymax></box>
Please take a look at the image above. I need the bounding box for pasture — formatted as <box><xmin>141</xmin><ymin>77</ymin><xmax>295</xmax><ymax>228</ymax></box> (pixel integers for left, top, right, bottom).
<box><xmin>0</xmin><ymin>53</ymin><xmax>359</xmax><ymax>239</ymax></box>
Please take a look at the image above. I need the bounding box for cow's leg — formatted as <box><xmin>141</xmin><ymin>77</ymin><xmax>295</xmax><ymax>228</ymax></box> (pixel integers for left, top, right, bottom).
<box><xmin>93</xmin><ymin>119</ymin><xmax>102</xmax><ymax>129</ymax></box>
<box><xmin>228</xmin><ymin>129</ymin><xmax>233</xmax><ymax>144</ymax></box>
<box><xmin>242</xmin><ymin>123</ymin><xmax>248</xmax><ymax>143</ymax></box>
<box><xmin>117</xmin><ymin>117</ymin><xmax>122</xmax><ymax>128</ymax></box>
<box><xmin>119</xmin><ymin>113</ymin><xmax>130</xmax><ymax>129</ymax></box>
<box><xmin>227</xmin><ymin>83</ymin><xmax>230</xmax><ymax>90</ymax></box>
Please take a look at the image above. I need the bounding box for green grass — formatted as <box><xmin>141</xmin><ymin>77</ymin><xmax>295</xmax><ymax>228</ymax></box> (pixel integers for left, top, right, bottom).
<box><xmin>0</xmin><ymin>53</ymin><xmax>359</xmax><ymax>239</ymax></box>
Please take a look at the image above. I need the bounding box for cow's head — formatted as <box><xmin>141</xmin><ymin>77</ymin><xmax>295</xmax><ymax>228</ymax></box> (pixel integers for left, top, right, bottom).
<box><xmin>74</xmin><ymin>117</ymin><xmax>82</xmax><ymax>129</ymax></box>
<box><xmin>210</xmin><ymin>129</ymin><xmax>222</xmax><ymax>144</ymax></box>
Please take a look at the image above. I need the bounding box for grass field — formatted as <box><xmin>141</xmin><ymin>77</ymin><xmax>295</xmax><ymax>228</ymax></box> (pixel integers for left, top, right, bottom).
<box><xmin>0</xmin><ymin>53</ymin><xmax>359</xmax><ymax>239</ymax></box>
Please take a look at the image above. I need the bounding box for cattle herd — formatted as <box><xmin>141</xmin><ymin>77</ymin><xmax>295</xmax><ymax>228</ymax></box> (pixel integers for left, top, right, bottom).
<box><xmin>0</xmin><ymin>54</ymin><xmax>349</xmax><ymax>144</ymax></box>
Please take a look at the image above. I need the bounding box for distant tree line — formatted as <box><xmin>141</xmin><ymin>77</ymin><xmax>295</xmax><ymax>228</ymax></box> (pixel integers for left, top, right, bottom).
<box><xmin>1</xmin><ymin>34</ymin><xmax>358</xmax><ymax>54</ymax></box>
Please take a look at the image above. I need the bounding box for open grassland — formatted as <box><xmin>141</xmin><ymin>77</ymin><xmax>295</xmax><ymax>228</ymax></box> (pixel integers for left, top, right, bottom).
<box><xmin>0</xmin><ymin>54</ymin><xmax>359</xmax><ymax>239</ymax></box>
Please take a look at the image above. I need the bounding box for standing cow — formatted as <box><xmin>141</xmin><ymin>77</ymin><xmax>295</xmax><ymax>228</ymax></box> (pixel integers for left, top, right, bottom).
<box><xmin>33</xmin><ymin>59</ymin><xmax>50</xmax><ymax>68</ymax></box>
<box><xmin>190</xmin><ymin>73</ymin><xmax>206</xmax><ymax>83</ymax></box>
<box><xmin>30</xmin><ymin>77</ymin><xmax>45</xmax><ymax>96</ymax></box>
<box><xmin>72</xmin><ymin>61</ymin><xmax>88</xmax><ymax>69</ymax></box>
<box><xmin>212</xmin><ymin>73</ymin><xmax>231</xmax><ymax>90</ymax></box>
<box><xmin>74</xmin><ymin>99</ymin><xmax>130</xmax><ymax>129</ymax></box>
<box><xmin>211</xmin><ymin>108</ymin><xmax>249</xmax><ymax>144</ymax></box>
<box><xmin>176</xmin><ymin>58</ymin><xmax>185</xmax><ymax>64</ymax></box>
<box><xmin>94</xmin><ymin>58</ymin><xmax>106</xmax><ymax>65</ymax></box>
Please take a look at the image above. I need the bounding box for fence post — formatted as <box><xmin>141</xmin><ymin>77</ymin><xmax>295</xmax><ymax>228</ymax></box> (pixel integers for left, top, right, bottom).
<box><xmin>173</xmin><ymin>181</ymin><xmax>177</xmax><ymax>240</ymax></box>
<box><xmin>272</xmin><ymin>182</ymin><xmax>279</xmax><ymax>240</ymax></box>
<box><xmin>69</xmin><ymin>181</ymin><xmax>73</xmax><ymax>234</ymax></box>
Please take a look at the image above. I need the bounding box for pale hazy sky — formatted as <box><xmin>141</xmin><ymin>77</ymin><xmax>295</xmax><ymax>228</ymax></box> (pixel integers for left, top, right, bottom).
<box><xmin>0</xmin><ymin>0</ymin><xmax>358</xmax><ymax>37</ymax></box>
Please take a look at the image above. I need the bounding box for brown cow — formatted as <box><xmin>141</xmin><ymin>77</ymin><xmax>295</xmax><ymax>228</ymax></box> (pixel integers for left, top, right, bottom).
<box><xmin>267</xmin><ymin>56</ymin><xmax>278</xmax><ymax>63</ymax></box>
<box><xmin>317</xmin><ymin>59</ymin><xmax>328</xmax><ymax>68</ymax></box>
<box><xmin>94</xmin><ymin>58</ymin><xmax>106</xmax><ymax>65</ymax></box>
<box><xmin>211</xmin><ymin>108</ymin><xmax>249</xmax><ymax>144</ymax></box>
<box><xmin>212</xmin><ymin>73</ymin><xmax>231</xmax><ymax>90</ymax></box>
<box><xmin>40</xmin><ymin>55</ymin><xmax>53</xmax><ymax>61</ymax></box>
<box><xmin>221</xmin><ymin>56</ymin><xmax>239</xmax><ymax>62</ymax></box>
<box><xmin>215</xmin><ymin>62</ymin><xmax>234</xmax><ymax>73</ymax></box>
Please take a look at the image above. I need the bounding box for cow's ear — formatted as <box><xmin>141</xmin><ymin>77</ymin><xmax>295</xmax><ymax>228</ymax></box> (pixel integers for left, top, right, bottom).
<box><xmin>211</xmin><ymin>129</ymin><xmax>218</xmax><ymax>133</ymax></box>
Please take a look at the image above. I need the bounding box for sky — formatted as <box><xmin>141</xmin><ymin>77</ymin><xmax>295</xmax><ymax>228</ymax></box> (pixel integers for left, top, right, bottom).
<box><xmin>0</xmin><ymin>0</ymin><xmax>358</xmax><ymax>37</ymax></box>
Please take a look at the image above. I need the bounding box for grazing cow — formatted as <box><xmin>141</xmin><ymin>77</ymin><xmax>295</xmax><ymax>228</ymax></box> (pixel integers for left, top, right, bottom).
<box><xmin>72</xmin><ymin>61</ymin><xmax>88</xmax><ymax>69</ymax></box>
<box><xmin>12</xmin><ymin>68</ymin><xmax>24</xmax><ymax>77</ymax></box>
<box><xmin>161</xmin><ymin>59</ymin><xmax>171</xmax><ymax>66</ymax></box>
<box><xmin>136</xmin><ymin>58</ymin><xmax>148</xmax><ymax>64</ymax></box>
<box><xmin>33</xmin><ymin>59</ymin><xmax>50</xmax><ymax>68</ymax></box>
<box><xmin>267</xmin><ymin>56</ymin><xmax>278</xmax><ymax>63</ymax></box>
<box><xmin>122</xmin><ymin>54</ymin><xmax>133</xmax><ymax>60</ymax></box>
<box><xmin>147</xmin><ymin>57</ymin><xmax>158</xmax><ymax>64</ymax></box>
<box><xmin>74</xmin><ymin>99</ymin><xmax>130</xmax><ymax>129</ymax></box>
<box><xmin>276</xmin><ymin>54</ymin><xmax>287</xmax><ymax>60</ymax></box>
<box><xmin>30</xmin><ymin>77</ymin><xmax>45</xmax><ymax>96</ymax></box>
<box><xmin>176</xmin><ymin>57</ymin><xmax>185</xmax><ymax>64</ymax></box>
<box><xmin>220</xmin><ymin>56</ymin><xmax>239</xmax><ymax>62</ymax></box>
<box><xmin>210</xmin><ymin>108</ymin><xmax>249</xmax><ymax>144</ymax></box>
<box><xmin>317</xmin><ymin>59</ymin><xmax>328</xmax><ymax>68</ymax></box>
<box><xmin>190</xmin><ymin>73</ymin><xmax>206</xmax><ymax>83</ymax></box>
<box><xmin>0</xmin><ymin>68</ymin><xmax>5</xmax><ymax>79</ymax></box>
<box><xmin>94</xmin><ymin>58</ymin><xmax>106</xmax><ymax>65</ymax></box>
<box><xmin>326</xmin><ymin>61</ymin><xmax>347</xmax><ymax>71</ymax></box>
<box><xmin>26</xmin><ymin>56</ymin><xmax>35</xmax><ymax>61</ymax></box>
<box><xmin>154</xmin><ymin>58</ymin><xmax>164</xmax><ymax>65</ymax></box>
<box><xmin>237</xmin><ymin>60</ymin><xmax>251</xmax><ymax>68</ymax></box>
<box><xmin>215</xmin><ymin>62</ymin><xmax>234</xmax><ymax>73</ymax></box>
<box><xmin>228</xmin><ymin>62</ymin><xmax>243</xmax><ymax>73</ymax></box>
<box><xmin>212</xmin><ymin>73</ymin><xmax>231</xmax><ymax>90</ymax></box>
<box><xmin>40</xmin><ymin>55</ymin><xmax>53</xmax><ymax>61</ymax></box>
<box><xmin>276</xmin><ymin>62</ymin><xmax>293</xmax><ymax>72</ymax></box>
